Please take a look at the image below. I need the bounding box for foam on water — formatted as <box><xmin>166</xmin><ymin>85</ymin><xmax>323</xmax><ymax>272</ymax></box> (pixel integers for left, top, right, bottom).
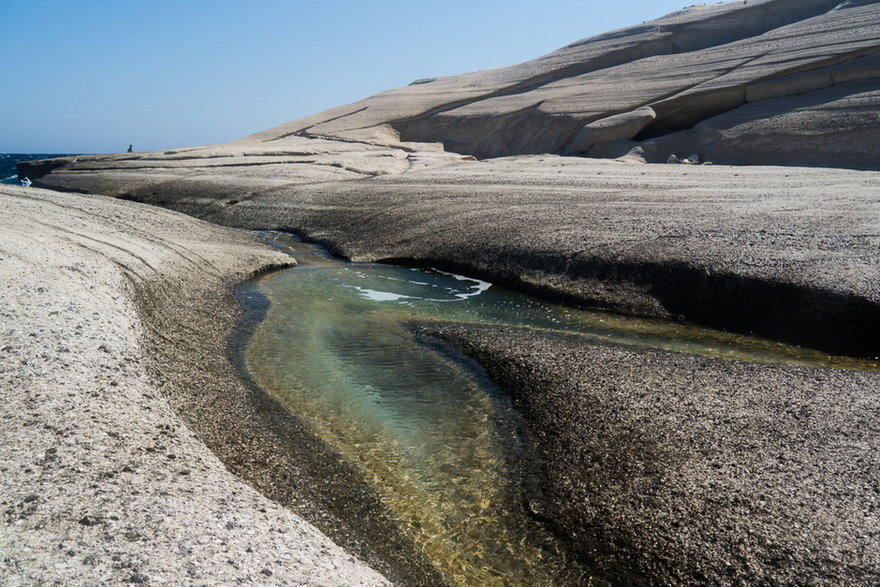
<box><xmin>347</xmin><ymin>267</ymin><xmax>493</xmax><ymax>305</ymax></box>
<box><xmin>349</xmin><ymin>286</ymin><xmax>412</xmax><ymax>302</ymax></box>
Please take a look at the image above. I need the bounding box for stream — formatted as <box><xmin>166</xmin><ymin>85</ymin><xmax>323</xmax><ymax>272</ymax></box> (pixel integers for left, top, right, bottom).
<box><xmin>239</xmin><ymin>231</ymin><xmax>877</xmax><ymax>586</ymax></box>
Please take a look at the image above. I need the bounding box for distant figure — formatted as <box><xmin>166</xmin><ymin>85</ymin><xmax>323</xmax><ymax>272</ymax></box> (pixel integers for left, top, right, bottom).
<box><xmin>20</xmin><ymin>177</ymin><xmax>32</xmax><ymax>187</ymax></box>
<box><xmin>127</xmin><ymin>144</ymin><xmax>133</xmax><ymax>153</ymax></box>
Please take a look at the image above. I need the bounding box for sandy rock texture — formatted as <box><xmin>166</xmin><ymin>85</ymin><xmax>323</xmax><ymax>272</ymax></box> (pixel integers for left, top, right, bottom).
<box><xmin>0</xmin><ymin>186</ymin><xmax>390</xmax><ymax>586</ymax></box>
<box><xmin>417</xmin><ymin>322</ymin><xmax>880</xmax><ymax>586</ymax></box>
<box><xmin>29</xmin><ymin>153</ymin><xmax>880</xmax><ymax>359</ymax></box>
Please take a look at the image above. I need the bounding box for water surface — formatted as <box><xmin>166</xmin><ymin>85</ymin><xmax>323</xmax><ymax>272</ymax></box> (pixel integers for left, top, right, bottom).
<box><xmin>242</xmin><ymin>232</ymin><xmax>877</xmax><ymax>586</ymax></box>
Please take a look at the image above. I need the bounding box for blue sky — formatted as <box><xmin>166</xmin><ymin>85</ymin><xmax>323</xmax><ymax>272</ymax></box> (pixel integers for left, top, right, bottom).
<box><xmin>2</xmin><ymin>0</ymin><xmax>689</xmax><ymax>153</ymax></box>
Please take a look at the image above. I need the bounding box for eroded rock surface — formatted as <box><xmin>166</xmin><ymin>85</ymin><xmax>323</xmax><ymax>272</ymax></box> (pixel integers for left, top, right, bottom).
<box><xmin>0</xmin><ymin>186</ymin><xmax>390</xmax><ymax>586</ymax></box>
<box><xmin>418</xmin><ymin>322</ymin><xmax>880</xmax><ymax>586</ymax></box>
<box><xmin>27</xmin><ymin>153</ymin><xmax>880</xmax><ymax>358</ymax></box>
<box><xmin>237</xmin><ymin>0</ymin><xmax>880</xmax><ymax>168</ymax></box>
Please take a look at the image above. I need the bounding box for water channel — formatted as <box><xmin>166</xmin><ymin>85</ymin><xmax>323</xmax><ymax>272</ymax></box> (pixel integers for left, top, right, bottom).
<box><xmin>239</xmin><ymin>232</ymin><xmax>877</xmax><ymax>586</ymax></box>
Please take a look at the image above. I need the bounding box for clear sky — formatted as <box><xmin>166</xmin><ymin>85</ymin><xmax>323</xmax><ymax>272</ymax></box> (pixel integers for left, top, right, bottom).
<box><xmin>2</xmin><ymin>0</ymin><xmax>690</xmax><ymax>154</ymax></box>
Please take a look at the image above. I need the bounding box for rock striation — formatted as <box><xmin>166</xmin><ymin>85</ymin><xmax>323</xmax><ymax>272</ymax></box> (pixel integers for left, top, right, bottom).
<box><xmin>237</xmin><ymin>0</ymin><xmax>880</xmax><ymax>168</ymax></box>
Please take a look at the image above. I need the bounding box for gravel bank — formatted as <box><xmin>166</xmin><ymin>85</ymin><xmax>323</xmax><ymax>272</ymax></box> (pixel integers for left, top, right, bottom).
<box><xmin>0</xmin><ymin>185</ymin><xmax>390</xmax><ymax>586</ymax></box>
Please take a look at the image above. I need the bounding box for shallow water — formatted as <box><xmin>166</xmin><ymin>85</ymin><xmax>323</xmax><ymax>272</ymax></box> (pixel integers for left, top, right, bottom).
<box><xmin>241</xmin><ymin>232</ymin><xmax>877</xmax><ymax>586</ymax></box>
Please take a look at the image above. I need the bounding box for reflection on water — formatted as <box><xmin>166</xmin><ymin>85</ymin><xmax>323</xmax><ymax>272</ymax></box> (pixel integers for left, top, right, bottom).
<box><xmin>242</xmin><ymin>232</ymin><xmax>877</xmax><ymax>586</ymax></box>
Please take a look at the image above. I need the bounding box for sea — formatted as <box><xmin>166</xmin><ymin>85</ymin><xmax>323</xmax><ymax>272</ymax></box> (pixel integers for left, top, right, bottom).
<box><xmin>0</xmin><ymin>153</ymin><xmax>77</xmax><ymax>185</ymax></box>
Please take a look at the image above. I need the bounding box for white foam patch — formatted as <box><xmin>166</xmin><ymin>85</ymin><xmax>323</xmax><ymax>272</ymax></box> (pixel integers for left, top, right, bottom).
<box><xmin>350</xmin><ymin>286</ymin><xmax>412</xmax><ymax>302</ymax></box>
<box><xmin>347</xmin><ymin>269</ymin><xmax>492</xmax><ymax>304</ymax></box>
<box><xmin>375</xmin><ymin>274</ymin><xmax>412</xmax><ymax>284</ymax></box>
<box><xmin>431</xmin><ymin>269</ymin><xmax>492</xmax><ymax>299</ymax></box>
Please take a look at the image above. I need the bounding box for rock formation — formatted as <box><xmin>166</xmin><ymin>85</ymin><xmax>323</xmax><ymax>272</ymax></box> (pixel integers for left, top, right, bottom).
<box><xmin>240</xmin><ymin>0</ymin><xmax>880</xmax><ymax>168</ymax></box>
<box><xmin>13</xmin><ymin>0</ymin><xmax>880</xmax><ymax>584</ymax></box>
<box><xmin>0</xmin><ymin>186</ymin><xmax>389</xmax><ymax>586</ymax></box>
<box><xmin>417</xmin><ymin>322</ymin><xmax>880</xmax><ymax>585</ymax></box>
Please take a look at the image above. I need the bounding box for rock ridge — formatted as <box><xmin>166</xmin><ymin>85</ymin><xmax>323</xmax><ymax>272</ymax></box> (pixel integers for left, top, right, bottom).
<box><xmin>23</xmin><ymin>154</ymin><xmax>880</xmax><ymax>359</ymax></box>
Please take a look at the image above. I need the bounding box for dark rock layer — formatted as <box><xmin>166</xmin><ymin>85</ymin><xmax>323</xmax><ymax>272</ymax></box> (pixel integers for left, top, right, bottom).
<box><xmin>418</xmin><ymin>322</ymin><xmax>880</xmax><ymax>585</ymax></box>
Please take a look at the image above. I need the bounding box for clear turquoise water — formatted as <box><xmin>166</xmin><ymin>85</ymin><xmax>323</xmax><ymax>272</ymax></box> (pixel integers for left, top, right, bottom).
<box><xmin>243</xmin><ymin>233</ymin><xmax>877</xmax><ymax>586</ymax></box>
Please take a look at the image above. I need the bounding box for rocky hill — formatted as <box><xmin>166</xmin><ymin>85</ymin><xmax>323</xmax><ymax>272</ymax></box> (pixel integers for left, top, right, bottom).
<box><xmin>245</xmin><ymin>0</ymin><xmax>880</xmax><ymax>168</ymax></box>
